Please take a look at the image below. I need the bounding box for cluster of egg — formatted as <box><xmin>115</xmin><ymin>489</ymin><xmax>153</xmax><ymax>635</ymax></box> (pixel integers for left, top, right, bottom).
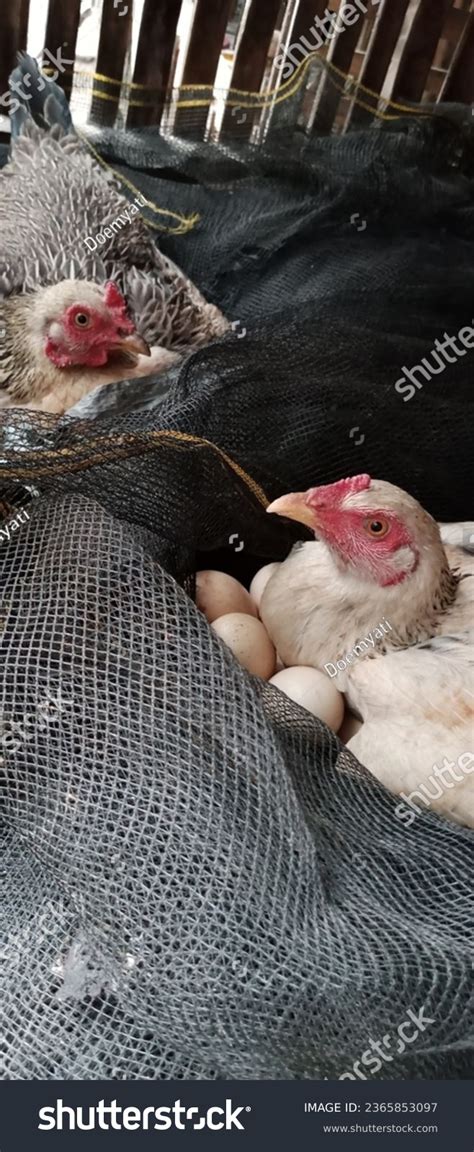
<box><xmin>196</xmin><ymin>567</ymin><xmax>361</xmax><ymax>740</ymax></box>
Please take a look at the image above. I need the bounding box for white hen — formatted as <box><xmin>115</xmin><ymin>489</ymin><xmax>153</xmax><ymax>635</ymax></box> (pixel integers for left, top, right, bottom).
<box><xmin>260</xmin><ymin>475</ymin><xmax>474</xmax><ymax>828</ymax></box>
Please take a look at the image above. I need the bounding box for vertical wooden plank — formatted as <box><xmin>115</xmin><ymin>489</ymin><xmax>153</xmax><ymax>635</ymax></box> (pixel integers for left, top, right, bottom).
<box><xmin>174</xmin><ymin>0</ymin><xmax>235</xmax><ymax>139</ymax></box>
<box><xmin>389</xmin><ymin>0</ymin><xmax>453</xmax><ymax>104</ymax></box>
<box><xmin>18</xmin><ymin>0</ymin><xmax>30</xmax><ymax>48</ymax></box>
<box><xmin>43</xmin><ymin>0</ymin><xmax>82</xmax><ymax>98</ymax></box>
<box><xmin>90</xmin><ymin>0</ymin><xmax>133</xmax><ymax>127</ymax></box>
<box><xmin>345</xmin><ymin>0</ymin><xmax>411</xmax><ymax>128</ymax></box>
<box><xmin>221</xmin><ymin>0</ymin><xmax>283</xmax><ymax>139</ymax></box>
<box><xmin>291</xmin><ymin>0</ymin><xmax>328</xmax><ymax>46</ymax></box>
<box><xmin>433</xmin><ymin>5</ymin><xmax>468</xmax><ymax>69</ymax></box>
<box><xmin>127</xmin><ymin>0</ymin><xmax>182</xmax><ymax>129</ymax></box>
<box><xmin>440</xmin><ymin>10</ymin><xmax>474</xmax><ymax>103</ymax></box>
<box><xmin>311</xmin><ymin>3</ymin><xmax>370</xmax><ymax>135</ymax></box>
<box><xmin>265</xmin><ymin>0</ymin><xmax>330</xmax><ymax>136</ymax></box>
<box><xmin>0</xmin><ymin>0</ymin><xmax>31</xmax><ymax>95</ymax></box>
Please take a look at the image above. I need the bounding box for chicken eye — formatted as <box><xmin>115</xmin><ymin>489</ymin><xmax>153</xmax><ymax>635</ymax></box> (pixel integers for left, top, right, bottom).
<box><xmin>363</xmin><ymin>517</ymin><xmax>390</xmax><ymax>538</ymax></box>
<box><xmin>74</xmin><ymin>312</ymin><xmax>90</xmax><ymax>327</ymax></box>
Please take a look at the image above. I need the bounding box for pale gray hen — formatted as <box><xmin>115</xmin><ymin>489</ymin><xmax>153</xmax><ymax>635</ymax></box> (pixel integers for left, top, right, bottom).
<box><xmin>0</xmin><ymin>56</ymin><xmax>229</xmax><ymax>413</ymax></box>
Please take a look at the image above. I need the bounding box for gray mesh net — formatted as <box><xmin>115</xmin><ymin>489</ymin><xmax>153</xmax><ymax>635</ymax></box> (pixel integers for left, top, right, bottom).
<box><xmin>1</xmin><ymin>491</ymin><xmax>472</xmax><ymax>1080</ymax></box>
<box><xmin>1</xmin><ymin>90</ymin><xmax>474</xmax><ymax>1080</ymax></box>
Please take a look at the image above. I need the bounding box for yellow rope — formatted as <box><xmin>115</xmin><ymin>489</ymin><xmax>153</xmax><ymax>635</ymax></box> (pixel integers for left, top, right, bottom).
<box><xmin>75</xmin><ymin>129</ymin><xmax>200</xmax><ymax>235</ymax></box>
<box><xmin>323</xmin><ymin>57</ymin><xmax>433</xmax><ymax>116</ymax></box>
<box><xmin>47</xmin><ymin>49</ymin><xmax>436</xmax><ymax>237</ymax></box>
<box><xmin>310</xmin><ymin>62</ymin><xmax>432</xmax><ymax>122</ymax></box>
<box><xmin>64</xmin><ymin>50</ymin><xmax>436</xmax><ymax>119</ymax></box>
<box><xmin>0</xmin><ymin>429</ymin><xmax>269</xmax><ymax>507</ymax></box>
<box><xmin>77</xmin><ymin>54</ymin><xmax>378</xmax><ymax>118</ymax></box>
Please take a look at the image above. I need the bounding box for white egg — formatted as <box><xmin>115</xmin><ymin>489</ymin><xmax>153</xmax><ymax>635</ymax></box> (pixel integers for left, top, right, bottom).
<box><xmin>196</xmin><ymin>570</ymin><xmax>257</xmax><ymax>623</ymax></box>
<box><xmin>249</xmin><ymin>563</ymin><xmax>280</xmax><ymax>610</ymax></box>
<box><xmin>269</xmin><ymin>666</ymin><xmax>345</xmax><ymax>731</ymax></box>
<box><xmin>338</xmin><ymin>710</ymin><xmax>363</xmax><ymax>744</ymax></box>
<box><xmin>211</xmin><ymin>613</ymin><xmax>276</xmax><ymax>679</ymax></box>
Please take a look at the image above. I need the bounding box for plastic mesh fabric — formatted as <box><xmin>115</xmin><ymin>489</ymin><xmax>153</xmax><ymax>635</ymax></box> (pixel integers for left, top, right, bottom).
<box><xmin>44</xmin><ymin>113</ymin><xmax>474</xmax><ymax>520</ymax></box>
<box><xmin>1</xmin><ymin>494</ymin><xmax>472</xmax><ymax>1080</ymax></box>
<box><xmin>1</xmin><ymin>110</ymin><xmax>474</xmax><ymax>1080</ymax></box>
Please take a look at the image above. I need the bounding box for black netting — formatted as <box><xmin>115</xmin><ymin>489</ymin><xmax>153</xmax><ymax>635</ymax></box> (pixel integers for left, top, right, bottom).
<box><xmin>1</xmin><ymin>105</ymin><xmax>473</xmax><ymax>1080</ymax></box>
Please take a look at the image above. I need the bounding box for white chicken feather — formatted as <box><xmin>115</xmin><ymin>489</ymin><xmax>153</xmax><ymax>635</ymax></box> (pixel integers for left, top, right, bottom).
<box><xmin>260</xmin><ymin>476</ymin><xmax>474</xmax><ymax>828</ymax></box>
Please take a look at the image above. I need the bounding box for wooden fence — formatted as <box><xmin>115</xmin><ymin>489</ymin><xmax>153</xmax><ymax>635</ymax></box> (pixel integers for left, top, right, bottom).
<box><xmin>0</xmin><ymin>0</ymin><xmax>473</xmax><ymax>140</ymax></box>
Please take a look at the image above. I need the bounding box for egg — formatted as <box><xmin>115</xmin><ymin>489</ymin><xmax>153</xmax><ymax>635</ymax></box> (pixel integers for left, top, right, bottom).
<box><xmin>338</xmin><ymin>710</ymin><xmax>363</xmax><ymax>744</ymax></box>
<box><xmin>211</xmin><ymin>613</ymin><xmax>276</xmax><ymax>679</ymax></box>
<box><xmin>196</xmin><ymin>570</ymin><xmax>257</xmax><ymax>623</ymax></box>
<box><xmin>249</xmin><ymin>562</ymin><xmax>280</xmax><ymax>610</ymax></box>
<box><xmin>269</xmin><ymin>666</ymin><xmax>344</xmax><ymax>731</ymax></box>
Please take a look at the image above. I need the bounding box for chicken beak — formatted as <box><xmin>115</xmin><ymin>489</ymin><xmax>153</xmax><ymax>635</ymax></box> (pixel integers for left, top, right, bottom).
<box><xmin>114</xmin><ymin>332</ymin><xmax>151</xmax><ymax>357</ymax></box>
<box><xmin>266</xmin><ymin>492</ymin><xmax>318</xmax><ymax>529</ymax></box>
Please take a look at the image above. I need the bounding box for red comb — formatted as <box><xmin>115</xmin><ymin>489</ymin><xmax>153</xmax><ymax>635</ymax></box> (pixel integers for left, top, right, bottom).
<box><xmin>104</xmin><ymin>281</ymin><xmax>127</xmax><ymax>313</ymax></box>
<box><xmin>103</xmin><ymin>281</ymin><xmax>134</xmax><ymax>332</ymax></box>
<box><xmin>307</xmin><ymin>475</ymin><xmax>372</xmax><ymax>504</ymax></box>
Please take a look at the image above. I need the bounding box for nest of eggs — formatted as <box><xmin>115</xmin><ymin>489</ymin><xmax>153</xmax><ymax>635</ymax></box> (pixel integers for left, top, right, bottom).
<box><xmin>196</xmin><ymin>567</ymin><xmax>361</xmax><ymax>744</ymax></box>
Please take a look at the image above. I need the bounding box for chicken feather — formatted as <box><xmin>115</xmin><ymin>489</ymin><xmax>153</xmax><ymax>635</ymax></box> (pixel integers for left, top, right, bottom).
<box><xmin>0</xmin><ymin>56</ymin><xmax>229</xmax><ymax>412</ymax></box>
<box><xmin>261</xmin><ymin>477</ymin><xmax>474</xmax><ymax>828</ymax></box>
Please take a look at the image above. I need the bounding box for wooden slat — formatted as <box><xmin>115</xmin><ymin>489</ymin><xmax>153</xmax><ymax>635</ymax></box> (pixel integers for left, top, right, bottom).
<box><xmin>389</xmin><ymin>0</ymin><xmax>453</xmax><ymax>104</ymax></box>
<box><xmin>43</xmin><ymin>0</ymin><xmax>82</xmax><ymax>97</ymax></box>
<box><xmin>423</xmin><ymin>66</ymin><xmax>452</xmax><ymax>101</ymax></box>
<box><xmin>90</xmin><ymin>0</ymin><xmax>133</xmax><ymax>127</ymax></box>
<box><xmin>261</xmin><ymin>0</ymin><xmax>328</xmax><ymax>137</ymax></box>
<box><xmin>350</xmin><ymin>50</ymin><xmax>367</xmax><ymax>82</ymax></box>
<box><xmin>345</xmin><ymin>0</ymin><xmax>411</xmax><ymax>128</ymax></box>
<box><xmin>127</xmin><ymin>0</ymin><xmax>182</xmax><ymax>129</ymax></box>
<box><xmin>434</xmin><ymin>6</ymin><xmax>468</xmax><ymax>68</ymax></box>
<box><xmin>18</xmin><ymin>0</ymin><xmax>30</xmax><ymax>48</ymax></box>
<box><xmin>221</xmin><ymin>0</ymin><xmax>282</xmax><ymax>139</ymax></box>
<box><xmin>291</xmin><ymin>0</ymin><xmax>333</xmax><ymax>134</ymax></box>
<box><xmin>0</xmin><ymin>0</ymin><xmax>31</xmax><ymax>94</ymax></box>
<box><xmin>312</xmin><ymin>4</ymin><xmax>370</xmax><ymax>134</ymax></box>
<box><xmin>289</xmin><ymin>0</ymin><xmax>327</xmax><ymax>46</ymax></box>
<box><xmin>269</xmin><ymin>0</ymin><xmax>340</xmax><ymax>137</ymax></box>
<box><xmin>174</xmin><ymin>0</ymin><xmax>235</xmax><ymax>139</ymax></box>
<box><xmin>444</xmin><ymin>4</ymin><xmax>471</xmax><ymax>40</ymax></box>
<box><xmin>440</xmin><ymin>10</ymin><xmax>474</xmax><ymax>103</ymax></box>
